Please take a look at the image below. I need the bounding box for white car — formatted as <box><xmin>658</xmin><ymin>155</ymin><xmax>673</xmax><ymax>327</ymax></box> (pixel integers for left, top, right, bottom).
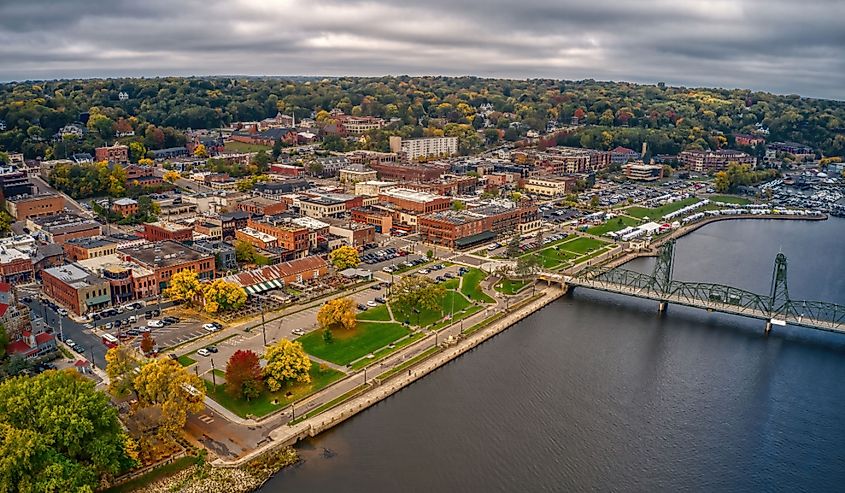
<box><xmin>197</xmin><ymin>348</ymin><xmax>210</xmax><ymax>357</ymax></box>
<box><xmin>202</xmin><ymin>323</ymin><xmax>218</xmax><ymax>332</ymax></box>
<box><xmin>65</xmin><ymin>339</ymin><xmax>75</xmax><ymax>347</ymax></box>
<box><xmin>104</xmin><ymin>322</ymin><xmax>113</xmax><ymax>330</ymax></box>
<box><xmin>57</xmin><ymin>308</ymin><xmax>68</xmax><ymax>316</ymax></box>
<box><xmin>366</xmin><ymin>300</ymin><xmax>378</xmax><ymax>307</ymax></box>
<box><xmin>128</xmin><ymin>315</ymin><xmax>137</xmax><ymax>323</ymax></box>
<box><xmin>292</xmin><ymin>328</ymin><xmax>305</xmax><ymax>336</ymax></box>
<box><xmin>147</xmin><ymin>320</ymin><xmax>164</xmax><ymax>328</ymax></box>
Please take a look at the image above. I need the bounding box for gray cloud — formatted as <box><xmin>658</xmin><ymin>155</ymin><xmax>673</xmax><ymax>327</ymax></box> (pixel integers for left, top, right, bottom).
<box><xmin>0</xmin><ymin>0</ymin><xmax>842</xmax><ymax>99</ymax></box>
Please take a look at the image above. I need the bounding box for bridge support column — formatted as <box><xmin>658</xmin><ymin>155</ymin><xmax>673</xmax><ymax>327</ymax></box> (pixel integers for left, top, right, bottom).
<box><xmin>658</xmin><ymin>301</ymin><xmax>668</xmax><ymax>313</ymax></box>
<box><xmin>765</xmin><ymin>320</ymin><xmax>772</xmax><ymax>335</ymax></box>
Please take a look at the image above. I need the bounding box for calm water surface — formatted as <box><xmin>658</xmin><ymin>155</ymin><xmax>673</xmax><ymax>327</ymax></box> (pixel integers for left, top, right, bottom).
<box><xmin>263</xmin><ymin>218</ymin><xmax>845</xmax><ymax>492</ymax></box>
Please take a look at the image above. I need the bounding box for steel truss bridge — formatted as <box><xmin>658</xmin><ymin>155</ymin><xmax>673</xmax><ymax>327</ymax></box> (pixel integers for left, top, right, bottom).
<box><xmin>564</xmin><ymin>240</ymin><xmax>845</xmax><ymax>334</ymax></box>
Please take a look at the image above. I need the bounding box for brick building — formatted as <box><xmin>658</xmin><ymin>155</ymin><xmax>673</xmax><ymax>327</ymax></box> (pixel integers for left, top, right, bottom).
<box><xmin>27</xmin><ymin>213</ymin><xmax>102</xmax><ymax>245</ymax></box>
<box><xmin>111</xmin><ymin>198</ymin><xmax>139</xmax><ymax>216</ymax></box>
<box><xmin>63</xmin><ymin>237</ymin><xmax>119</xmax><ymax>261</ymax></box>
<box><xmin>379</xmin><ymin>188</ymin><xmax>451</xmax><ymax>214</ymax></box>
<box><xmin>5</xmin><ymin>193</ymin><xmax>65</xmax><ymax>221</ymax></box>
<box><xmin>0</xmin><ymin>248</ymin><xmax>34</xmax><ymax>283</ymax></box>
<box><xmin>224</xmin><ymin>255</ymin><xmax>329</xmax><ymax>295</ymax></box>
<box><xmin>246</xmin><ymin>216</ymin><xmax>310</xmax><ymax>256</ymax></box>
<box><xmin>143</xmin><ymin>221</ymin><xmax>194</xmax><ymax>242</ymax></box>
<box><xmin>42</xmin><ymin>263</ymin><xmax>111</xmax><ymax>316</ymax></box>
<box><xmin>351</xmin><ymin>206</ymin><xmax>394</xmax><ymax>234</ymax></box>
<box><xmin>119</xmin><ymin>241</ymin><xmax>215</xmax><ymax>290</ymax></box>
<box><xmin>237</xmin><ymin>196</ymin><xmax>287</xmax><ymax>216</ymax></box>
<box><xmin>95</xmin><ymin>145</ymin><xmax>129</xmax><ymax>165</ymax></box>
<box><xmin>419</xmin><ymin>204</ymin><xmax>540</xmax><ymax>249</ymax></box>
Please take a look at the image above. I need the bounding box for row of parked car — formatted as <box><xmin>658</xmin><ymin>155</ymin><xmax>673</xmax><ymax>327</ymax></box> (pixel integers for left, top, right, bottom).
<box><xmin>87</xmin><ymin>301</ymin><xmax>149</xmax><ymax>321</ymax></box>
<box><xmin>382</xmin><ymin>257</ymin><xmax>427</xmax><ymax>273</ymax></box>
<box><xmin>363</xmin><ymin>247</ymin><xmax>408</xmax><ymax>265</ymax></box>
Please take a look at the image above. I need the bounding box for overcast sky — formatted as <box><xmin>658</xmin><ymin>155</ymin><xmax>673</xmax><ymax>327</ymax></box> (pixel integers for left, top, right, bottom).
<box><xmin>1</xmin><ymin>0</ymin><xmax>843</xmax><ymax>100</ymax></box>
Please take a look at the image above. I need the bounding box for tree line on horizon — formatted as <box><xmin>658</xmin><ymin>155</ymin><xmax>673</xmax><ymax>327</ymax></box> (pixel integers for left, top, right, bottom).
<box><xmin>1</xmin><ymin>76</ymin><xmax>844</xmax><ymax>160</ymax></box>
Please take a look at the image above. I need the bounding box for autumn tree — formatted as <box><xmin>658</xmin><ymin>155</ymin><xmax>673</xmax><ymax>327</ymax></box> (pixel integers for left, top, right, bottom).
<box><xmin>140</xmin><ymin>332</ymin><xmax>155</xmax><ymax>354</ymax></box>
<box><xmin>317</xmin><ymin>297</ymin><xmax>357</xmax><ymax>332</ymax></box>
<box><xmin>263</xmin><ymin>340</ymin><xmax>311</xmax><ymax>392</ymax></box>
<box><xmin>105</xmin><ymin>344</ymin><xmax>142</xmax><ymax>399</ymax></box>
<box><xmin>203</xmin><ymin>279</ymin><xmax>247</xmax><ymax>313</ymax></box>
<box><xmin>134</xmin><ymin>359</ymin><xmax>205</xmax><ymax>439</ymax></box>
<box><xmin>391</xmin><ymin>275</ymin><xmax>445</xmax><ymax>321</ymax></box>
<box><xmin>328</xmin><ymin>245</ymin><xmax>360</xmax><ymax>271</ymax></box>
<box><xmin>164</xmin><ymin>269</ymin><xmax>203</xmax><ymax>306</ymax></box>
<box><xmin>0</xmin><ymin>370</ymin><xmax>136</xmax><ymax>490</ymax></box>
<box><xmin>225</xmin><ymin>350</ymin><xmax>263</xmax><ymax>400</ymax></box>
<box><xmin>128</xmin><ymin>141</ymin><xmax>147</xmax><ymax>163</ymax></box>
<box><xmin>163</xmin><ymin>170</ymin><xmax>181</xmax><ymax>182</ymax></box>
<box><xmin>193</xmin><ymin>143</ymin><xmax>209</xmax><ymax>158</ymax></box>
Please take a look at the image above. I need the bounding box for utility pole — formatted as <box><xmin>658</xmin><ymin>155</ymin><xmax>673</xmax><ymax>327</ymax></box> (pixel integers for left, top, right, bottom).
<box><xmin>259</xmin><ymin>296</ymin><xmax>267</xmax><ymax>346</ymax></box>
<box><xmin>210</xmin><ymin>358</ymin><xmax>216</xmax><ymax>386</ymax></box>
<box><xmin>58</xmin><ymin>316</ymin><xmax>64</xmax><ymax>343</ymax></box>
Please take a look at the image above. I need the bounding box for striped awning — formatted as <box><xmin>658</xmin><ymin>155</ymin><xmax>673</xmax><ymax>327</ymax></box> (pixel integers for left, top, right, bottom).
<box><xmin>246</xmin><ymin>286</ymin><xmax>259</xmax><ymax>295</ymax></box>
<box><xmin>271</xmin><ymin>279</ymin><xmax>284</xmax><ymax>288</ymax></box>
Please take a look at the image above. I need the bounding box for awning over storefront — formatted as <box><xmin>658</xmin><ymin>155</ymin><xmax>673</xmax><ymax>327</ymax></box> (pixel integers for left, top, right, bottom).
<box><xmin>455</xmin><ymin>230</ymin><xmax>496</xmax><ymax>248</ymax></box>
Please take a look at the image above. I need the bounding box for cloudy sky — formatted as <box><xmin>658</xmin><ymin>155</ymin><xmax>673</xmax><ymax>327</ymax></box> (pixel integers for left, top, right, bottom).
<box><xmin>1</xmin><ymin>0</ymin><xmax>843</xmax><ymax>99</ymax></box>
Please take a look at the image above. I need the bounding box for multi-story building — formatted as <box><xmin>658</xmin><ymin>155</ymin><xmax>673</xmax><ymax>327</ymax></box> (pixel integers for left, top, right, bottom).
<box><xmin>42</xmin><ymin>263</ymin><xmax>111</xmax><ymax>316</ymax></box>
<box><xmin>419</xmin><ymin>204</ymin><xmax>540</xmax><ymax>249</ymax></box>
<box><xmin>610</xmin><ymin>146</ymin><xmax>640</xmax><ymax>165</ymax></box>
<box><xmin>733</xmin><ymin>134</ymin><xmax>766</xmax><ymax>147</ymax></box>
<box><xmin>768</xmin><ymin>142</ymin><xmax>815</xmax><ymax>160</ymax></box>
<box><xmin>0</xmin><ymin>172</ymin><xmax>36</xmax><ymax>201</ymax></box>
<box><xmin>335</xmin><ymin>115</ymin><xmax>386</xmax><ymax>135</ymax></box>
<box><xmin>401</xmin><ymin>175</ymin><xmax>478</xmax><ymax>196</ymax></box>
<box><xmin>351</xmin><ymin>207</ymin><xmax>394</xmax><ymax>234</ymax></box>
<box><xmin>237</xmin><ymin>196</ymin><xmax>287</xmax><ymax>216</ymax></box>
<box><xmin>246</xmin><ymin>216</ymin><xmax>310</xmax><ymax>257</ymax></box>
<box><xmin>324</xmin><ymin>219</ymin><xmax>376</xmax><ymax>249</ymax></box>
<box><xmin>0</xmin><ymin>247</ymin><xmax>34</xmax><ymax>283</ymax></box>
<box><xmin>77</xmin><ymin>254</ymin><xmax>158</xmax><ymax>304</ymax></box>
<box><xmin>679</xmin><ymin>149</ymin><xmax>755</xmax><ymax>173</ymax></box>
<box><xmin>220</xmin><ymin>211</ymin><xmax>252</xmax><ymax>240</ymax></box>
<box><xmin>143</xmin><ymin>221</ymin><xmax>194</xmax><ymax>242</ymax></box>
<box><xmin>339</xmin><ymin>165</ymin><xmax>378</xmax><ymax>185</ymax></box>
<box><xmin>354</xmin><ymin>180</ymin><xmax>397</xmax><ymax>197</ymax></box>
<box><xmin>27</xmin><ymin>213</ymin><xmax>102</xmax><ymax>245</ymax></box>
<box><xmin>192</xmin><ymin>240</ymin><xmax>238</xmax><ymax>272</ymax></box>
<box><xmin>119</xmin><ymin>241</ymin><xmax>215</xmax><ymax>290</ymax></box>
<box><xmin>111</xmin><ymin>198</ymin><xmax>139</xmax><ymax>217</ymax></box>
<box><xmin>64</xmin><ymin>237</ymin><xmax>119</xmax><ymax>261</ymax></box>
<box><xmin>623</xmin><ymin>163</ymin><xmax>664</xmax><ymax>181</ymax></box>
<box><xmin>525</xmin><ymin>177</ymin><xmax>577</xmax><ymax>197</ymax></box>
<box><xmin>94</xmin><ymin>145</ymin><xmax>129</xmax><ymax>165</ymax></box>
<box><xmin>193</xmin><ymin>218</ymin><xmax>223</xmax><ymax>241</ymax></box>
<box><xmin>236</xmin><ymin>227</ymin><xmax>279</xmax><ymax>250</ymax></box>
<box><xmin>379</xmin><ymin>188</ymin><xmax>451</xmax><ymax>214</ymax></box>
<box><xmin>389</xmin><ymin>136</ymin><xmax>458</xmax><ymax>160</ymax></box>
<box><xmin>5</xmin><ymin>193</ymin><xmax>64</xmax><ymax>221</ymax></box>
<box><xmin>299</xmin><ymin>195</ymin><xmax>348</xmax><ymax>219</ymax></box>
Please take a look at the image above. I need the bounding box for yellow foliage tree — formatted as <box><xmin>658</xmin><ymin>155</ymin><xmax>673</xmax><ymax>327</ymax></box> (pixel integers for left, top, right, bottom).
<box><xmin>163</xmin><ymin>170</ymin><xmax>181</xmax><ymax>183</ymax></box>
<box><xmin>202</xmin><ymin>279</ymin><xmax>247</xmax><ymax>313</ymax></box>
<box><xmin>133</xmin><ymin>359</ymin><xmax>205</xmax><ymax>439</ymax></box>
<box><xmin>193</xmin><ymin>144</ymin><xmax>209</xmax><ymax>158</ymax></box>
<box><xmin>138</xmin><ymin>158</ymin><xmax>155</xmax><ymax>167</ymax></box>
<box><xmin>105</xmin><ymin>345</ymin><xmax>142</xmax><ymax>399</ymax></box>
<box><xmin>317</xmin><ymin>297</ymin><xmax>357</xmax><ymax>332</ymax></box>
<box><xmin>328</xmin><ymin>245</ymin><xmax>360</xmax><ymax>271</ymax></box>
<box><xmin>164</xmin><ymin>269</ymin><xmax>203</xmax><ymax>306</ymax></box>
<box><xmin>263</xmin><ymin>340</ymin><xmax>311</xmax><ymax>392</ymax></box>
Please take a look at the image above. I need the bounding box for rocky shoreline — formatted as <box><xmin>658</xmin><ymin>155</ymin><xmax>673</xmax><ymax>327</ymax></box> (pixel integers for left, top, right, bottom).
<box><xmin>136</xmin><ymin>448</ymin><xmax>298</xmax><ymax>493</ymax></box>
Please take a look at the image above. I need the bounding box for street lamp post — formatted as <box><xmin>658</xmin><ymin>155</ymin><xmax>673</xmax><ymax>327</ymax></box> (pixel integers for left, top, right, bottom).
<box><xmin>290</xmin><ymin>403</ymin><xmax>296</xmax><ymax>421</ymax></box>
<box><xmin>58</xmin><ymin>316</ymin><xmax>64</xmax><ymax>343</ymax></box>
<box><xmin>259</xmin><ymin>296</ymin><xmax>267</xmax><ymax>346</ymax></box>
<box><xmin>210</xmin><ymin>358</ymin><xmax>216</xmax><ymax>386</ymax></box>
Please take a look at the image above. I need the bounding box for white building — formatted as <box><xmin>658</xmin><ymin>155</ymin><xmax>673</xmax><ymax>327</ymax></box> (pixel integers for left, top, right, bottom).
<box><xmin>389</xmin><ymin>136</ymin><xmax>458</xmax><ymax>160</ymax></box>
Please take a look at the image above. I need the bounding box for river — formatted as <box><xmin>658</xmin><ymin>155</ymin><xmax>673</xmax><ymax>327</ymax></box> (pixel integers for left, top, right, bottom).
<box><xmin>262</xmin><ymin>217</ymin><xmax>845</xmax><ymax>492</ymax></box>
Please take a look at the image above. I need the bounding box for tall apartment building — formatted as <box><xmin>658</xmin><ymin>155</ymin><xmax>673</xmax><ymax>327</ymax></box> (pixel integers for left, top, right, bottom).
<box><xmin>679</xmin><ymin>149</ymin><xmax>755</xmax><ymax>173</ymax></box>
<box><xmin>389</xmin><ymin>136</ymin><xmax>458</xmax><ymax>160</ymax></box>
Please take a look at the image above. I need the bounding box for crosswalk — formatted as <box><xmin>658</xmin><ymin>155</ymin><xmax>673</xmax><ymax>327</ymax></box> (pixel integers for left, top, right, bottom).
<box><xmin>197</xmin><ymin>414</ymin><xmax>215</xmax><ymax>424</ymax></box>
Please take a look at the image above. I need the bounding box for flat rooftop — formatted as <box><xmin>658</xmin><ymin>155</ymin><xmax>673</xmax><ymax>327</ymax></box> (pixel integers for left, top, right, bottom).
<box><xmin>380</xmin><ymin>187</ymin><xmax>445</xmax><ymax>203</ymax></box>
<box><xmin>44</xmin><ymin>263</ymin><xmax>104</xmax><ymax>288</ymax></box>
<box><xmin>145</xmin><ymin>221</ymin><xmax>192</xmax><ymax>232</ymax></box>
<box><xmin>119</xmin><ymin>241</ymin><xmax>212</xmax><ymax>268</ymax></box>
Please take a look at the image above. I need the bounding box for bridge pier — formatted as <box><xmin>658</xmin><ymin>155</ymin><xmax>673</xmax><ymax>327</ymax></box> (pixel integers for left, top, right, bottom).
<box><xmin>765</xmin><ymin>320</ymin><xmax>772</xmax><ymax>335</ymax></box>
<box><xmin>658</xmin><ymin>301</ymin><xmax>668</xmax><ymax>313</ymax></box>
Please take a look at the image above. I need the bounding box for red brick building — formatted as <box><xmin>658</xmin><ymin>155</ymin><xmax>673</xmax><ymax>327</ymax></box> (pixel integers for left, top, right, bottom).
<box><xmin>111</xmin><ymin>198</ymin><xmax>139</xmax><ymax>216</ymax></box>
<box><xmin>247</xmin><ymin>217</ymin><xmax>310</xmax><ymax>255</ymax></box>
<box><xmin>5</xmin><ymin>193</ymin><xmax>65</xmax><ymax>221</ymax></box>
<box><xmin>143</xmin><ymin>221</ymin><xmax>194</xmax><ymax>242</ymax></box>
<box><xmin>95</xmin><ymin>145</ymin><xmax>129</xmax><ymax>165</ymax></box>
<box><xmin>351</xmin><ymin>207</ymin><xmax>394</xmax><ymax>234</ymax></box>
<box><xmin>119</xmin><ymin>241</ymin><xmax>215</xmax><ymax>290</ymax></box>
<box><xmin>379</xmin><ymin>188</ymin><xmax>451</xmax><ymax>214</ymax></box>
<box><xmin>236</xmin><ymin>196</ymin><xmax>287</xmax><ymax>216</ymax></box>
<box><xmin>369</xmin><ymin>162</ymin><xmax>447</xmax><ymax>182</ymax></box>
<box><xmin>224</xmin><ymin>255</ymin><xmax>329</xmax><ymax>294</ymax></box>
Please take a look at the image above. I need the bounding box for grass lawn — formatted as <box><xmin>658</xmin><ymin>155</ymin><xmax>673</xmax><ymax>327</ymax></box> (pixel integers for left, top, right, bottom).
<box><xmin>625</xmin><ymin>197</ymin><xmax>700</xmax><ymax>219</ymax></box>
<box><xmin>349</xmin><ymin>332</ymin><xmax>424</xmax><ymax>370</ymax></box>
<box><xmin>298</xmin><ymin>321</ymin><xmax>409</xmax><ymax>365</ymax></box>
<box><xmin>223</xmin><ymin>141</ymin><xmax>272</xmax><ymax>153</ymax></box>
<box><xmin>392</xmin><ymin>290</ymin><xmax>472</xmax><ymax>327</ymax></box>
<box><xmin>204</xmin><ymin>361</ymin><xmax>344</xmax><ymax>418</ymax></box>
<box><xmin>496</xmin><ymin>278</ymin><xmax>529</xmax><ymax>295</ymax></box>
<box><xmin>708</xmin><ymin>194</ymin><xmax>751</xmax><ymax>205</ymax></box>
<box><xmin>460</xmin><ymin>268</ymin><xmax>495</xmax><ymax>303</ymax></box>
<box><xmin>559</xmin><ymin>237</ymin><xmax>609</xmax><ymax>255</ymax></box>
<box><xmin>535</xmin><ymin>247</ymin><xmax>579</xmax><ymax>268</ymax></box>
<box><xmin>587</xmin><ymin>215</ymin><xmax>641</xmax><ymax>236</ymax></box>
<box><xmin>177</xmin><ymin>354</ymin><xmax>196</xmax><ymax>367</ymax></box>
<box><xmin>431</xmin><ymin>304</ymin><xmax>484</xmax><ymax>331</ymax></box>
<box><xmin>442</xmin><ymin>278</ymin><xmax>460</xmax><ymax>290</ymax></box>
<box><xmin>356</xmin><ymin>304</ymin><xmax>392</xmax><ymax>322</ymax></box>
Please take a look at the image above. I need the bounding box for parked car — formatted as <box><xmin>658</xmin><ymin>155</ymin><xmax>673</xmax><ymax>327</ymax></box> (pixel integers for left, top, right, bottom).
<box><xmin>74</xmin><ymin>345</ymin><xmax>85</xmax><ymax>354</ymax></box>
<box><xmin>197</xmin><ymin>348</ymin><xmax>210</xmax><ymax>357</ymax></box>
<box><xmin>357</xmin><ymin>303</ymin><xmax>368</xmax><ymax>311</ymax></box>
<box><xmin>211</xmin><ymin>322</ymin><xmax>223</xmax><ymax>330</ymax></box>
<box><xmin>370</xmin><ymin>284</ymin><xmax>382</xmax><ymax>290</ymax></box>
<box><xmin>292</xmin><ymin>328</ymin><xmax>305</xmax><ymax>336</ymax></box>
<box><xmin>202</xmin><ymin>323</ymin><xmax>218</xmax><ymax>332</ymax></box>
<box><xmin>205</xmin><ymin>346</ymin><xmax>218</xmax><ymax>353</ymax></box>
<box><xmin>147</xmin><ymin>320</ymin><xmax>164</xmax><ymax>328</ymax></box>
<box><xmin>366</xmin><ymin>300</ymin><xmax>378</xmax><ymax>307</ymax></box>
<box><xmin>374</xmin><ymin>297</ymin><xmax>386</xmax><ymax>304</ymax></box>
<box><xmin>65</xmin><ymin>339</ymin><xmax>75</xmax><ymax>348</ymax></box>
<box><xmin>57</xmin><ymin>308</ymin><xmax>68</xmax><ymax>316</ymax></box>
<box><xmin>128</xmin><ymin>315</ymin><xmax>137</xmax><ymax>323</ymax></box>
<box><xmin>126</xmin><ymin>329</ymin><xmax>140</xmax><ymax>336</ymax></box>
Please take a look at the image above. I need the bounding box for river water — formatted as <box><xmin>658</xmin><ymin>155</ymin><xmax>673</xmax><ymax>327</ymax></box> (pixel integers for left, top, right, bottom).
<box><xmin>262</xmin><ymin>218</ymin><xmax>845</xmax><ymax>492</ymax></box>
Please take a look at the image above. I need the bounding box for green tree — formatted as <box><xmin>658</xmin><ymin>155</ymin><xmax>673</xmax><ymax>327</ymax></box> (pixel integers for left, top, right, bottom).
<box><xmin>516</xmin><ymin>255</ymin><xmax>542</xmax><ymax>276</ymax></box>
<box><xmin>390</xmin><ymin>275</ymin><xmax>445</xmax><ymax>320</ymax></box>
<box><xmin>128</xmin><ymin>141</ymin><xmax>147</xmax><ymax>163</ymax></box>
<box><xmin>0</xmin><ymin>370</ymin><xmax>136</xmax><ymax>490</ymax></box>
<box><xmin>234</xmin><ymin>240</ymin><xmax>258</xmax><ymax>264</ymax></box>
<box><xmin>506</xmin><ymin>235</ymin><xmax>521</xmax><ymax>258</ymax></box>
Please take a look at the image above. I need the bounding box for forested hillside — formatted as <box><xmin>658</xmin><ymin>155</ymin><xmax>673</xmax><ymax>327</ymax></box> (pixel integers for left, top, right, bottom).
<box><xmin>2</xmin><ymin>76</ymin><xmax>843</xmax><ymax>159</ymax></box>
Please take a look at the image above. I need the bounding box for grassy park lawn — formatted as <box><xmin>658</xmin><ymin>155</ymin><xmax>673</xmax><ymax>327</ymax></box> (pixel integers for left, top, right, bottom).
<box><xmin>587</xmin><ymin>215</ymin><xmax>641</xmax><ymax>236</ymax></box>
<box><xmin>708</xmin><ymin>194</ymin><xmax>751</xmax><ymax>205</ymax></box>
<box><xmin>298</xmin><ymin>321</ymin><xmax>409</xmax><ymax>365</ymax></box>
<box><xmin>442</xmin><ymin>278</ymin><xmax>460</xmax><ymax>290</ymax></box>
<box><xmin>223</xmin><ymin>141</ymin><xmax>272</xmax><ymax>153</ymax></box>
<box><xmin>431</xmin><ymin>304</ymin><xmax>484</xmax><ymax>331</ymax></box>
<box><xmin>204</xmin><ymin>362</ymin><xmax>344</xmax><ymax>418</ymax></box>
<box><xmin>356</xmin><ymin>304</ymin><xmax>392</xmax><ymax>322</ymax></box>
<box><xmin>349</xmin><ymin>332</ymin><xmax>424</xmax><ymax>370</ymax></box>
<box><xmin>392</xmin><ymin>290</ymin><xmax>472</xmax><ymax>327</ymax></box>
<box><xmin>177</xmin><ymin>354</ymin><xmax>196</xmax><ymax>367</ymax></box>
<box><xmin>460</xmin><ymin>268</ymin><xmax>495</xmax><ymax>303</ymax></box>
<box><xmin>496</xmin><ymin>278</ymin><xmax>530</xmax><ymax>295</ymax></box>
<box><xmin>625</xmin><ymin>197</ymin><xmax>700</xmax><ymax>219</ymax></box>
<box><xmin>559</xmin><ymin>237</ymin><xmax>609</xmax><ymax>255</ymax></box>
<box><xmin>535</xmin><ymin>247</ymin><xmax>579</xmax><ymax>268</ymax></box>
